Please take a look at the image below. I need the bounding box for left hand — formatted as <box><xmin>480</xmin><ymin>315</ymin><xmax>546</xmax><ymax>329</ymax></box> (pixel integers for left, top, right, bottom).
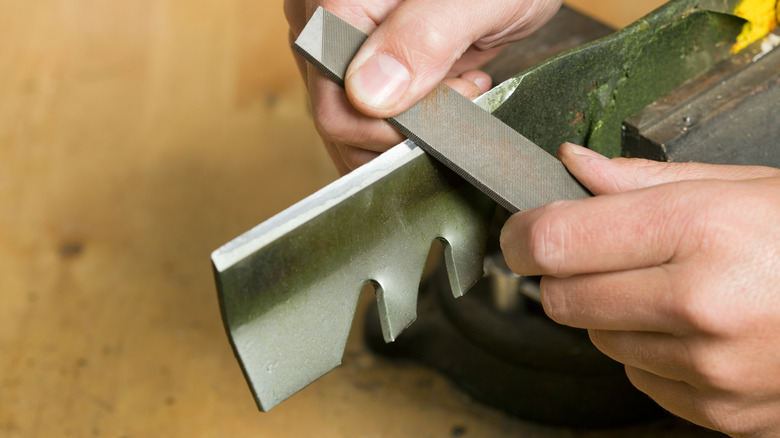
<box><xmin>500</xmin><ymin>143</ymin><xmax>780</xmax><ymax>437</ymax></box>
<box><xmin>284</xmin><ymin>0</ymin><xmax>562</xmax><ymax>173</ymax></box>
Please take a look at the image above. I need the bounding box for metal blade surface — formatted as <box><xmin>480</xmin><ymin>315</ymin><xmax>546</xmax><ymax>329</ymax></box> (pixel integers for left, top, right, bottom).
<box><xmin>294</xmin><ymin>7</ymin><xmax>591</xmax><ymax>213</ymax></box>
<box><xmin>212</xmin><ymin>139</ymin><xmax>495</xmax><ymax>412</ymax></box>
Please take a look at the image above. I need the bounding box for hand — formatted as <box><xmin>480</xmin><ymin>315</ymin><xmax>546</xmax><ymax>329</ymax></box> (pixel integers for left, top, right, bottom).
<box><xmin>501</xmin><ymin>143</ymin><xmax>780</xmax><ymax>437</ymax></box>
<box><xmin>284</xmin><ymin>0</ymin><xmax>562</xmax><ymax>173</ymax></box>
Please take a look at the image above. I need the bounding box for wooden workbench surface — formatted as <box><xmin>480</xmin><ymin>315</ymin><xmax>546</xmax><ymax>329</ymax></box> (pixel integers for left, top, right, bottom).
<box><xmin>0</xmin><ymin>1</ymin><xmax>724</xmax><ymax>436</ymax></box>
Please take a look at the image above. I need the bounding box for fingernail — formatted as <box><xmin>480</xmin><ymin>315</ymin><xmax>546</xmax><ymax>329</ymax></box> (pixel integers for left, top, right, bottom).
<box><xmin>472</xmin><ymin>76</ymin><xmax>491</xmax><ymax>94</ymax></box>
<box><xmin>565</xmin><ymin>142</ymin><xmax>608</xmax><ymax>160</ymax></box>
<box><xmin>348</xmin><ymin>53</ymin><xmax>411</xmax><ymax>109</ymax></box>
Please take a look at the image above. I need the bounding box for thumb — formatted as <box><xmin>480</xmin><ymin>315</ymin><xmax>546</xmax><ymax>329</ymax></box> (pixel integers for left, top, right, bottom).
<box><xmin>344</xmin><ymin>0</ymin><xmax>561</xmax><ymax>118</ymax></box>
<box><xmin>558</xmin><ymin>143</ymin><xmax>780</xmax><ymax>195</ymax></box>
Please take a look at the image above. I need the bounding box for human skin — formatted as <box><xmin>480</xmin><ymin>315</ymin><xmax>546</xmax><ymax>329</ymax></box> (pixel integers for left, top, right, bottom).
<box><xmin>285</xmin><ymin>2</ymin><xmax>780</xmax><ymax>436</ymax></box>
<box><xmin>283</xmin><ymin>0</ymin><xmax>562</xmax><ymax>173</ymax></box>
<box><xmin>501</xmin><ymin>143</ymin><xmax>780</xmax><ymax>437</ymax></box>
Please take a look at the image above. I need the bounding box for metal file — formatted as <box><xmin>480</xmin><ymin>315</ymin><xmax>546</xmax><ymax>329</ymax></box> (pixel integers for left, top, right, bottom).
<box><xmin>293</xmin><ymin>7</ymin><xmax>591</xmax><ymax>213</ymax></box>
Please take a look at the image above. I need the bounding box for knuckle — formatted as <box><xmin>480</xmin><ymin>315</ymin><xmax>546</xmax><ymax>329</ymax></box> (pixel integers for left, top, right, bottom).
<box><xmin>692</xmin><ymin>397</ymin><xmax>754</xmax><ymax>436</ymax></box>
<box><xmin>311</xmin><ymin>117</ymin><xmax>342</xmax><ymax>144</ymax></box>
<box><xmin>695</xmin><ymin>357</ymin><xmax>736</xmax><ymax>391</ymax></box>
<box><xmin>587</xmin><ymin>329</ymin><xmax>609</xmax><ymax>351</ymax></box>
<box><xmin>666</xmin><ymin>266</ymin><xmax>728</xmax><ymax>335</ymax></box>
<box><xmin>471</xmin><ymin>40</ymin><xmax>497</xmax><ymax>52</ymax></box>
<box><xmin>386</xmin><ymin>8</ymin><xmax>460</xmax><ymax>72</ymax></box>
<box><xmin>311</xmin><ymin>103</ymin><xmax>352</xmax><ymax>144</ymax></box>
<box><xmin>685</xmin><ymin>344</ymin><xmax>743</xmax><ymax>393</ymax></box>
<box><xmin>415</xmin><ymin>18</ymin><xmax>452</xmax><ymax>57</ymax></box>
<box><xmin>339</xmin><ymin>147</ymin><xmax>372</xmax><ymax>170</ymax></box>
<box><xmin>539</xmin><ymin>280</ymin><xmax>569</xmax><ymax>324</ymax></box>
<box><xmin>527</xmin><ymin>202</ymin><xmax>570</xmax><ymax>274</ymax></box>
<box><xmin>478</xmin><ymin>0</ymin><xmax>561</xmax><ymax>46</ymax></box>
<box><xmin>415</xmin><ymin>5</ymin><xmax>459</xmax><ymax>54</ymax></box>
<box><xmin>442</xmin><ymin>77</ymin><xmax>480</xmax><ymax>99</ymax></box>
<box><xmin>674</xmin><ymin>292</ymin><xmax>721</xmax><ymax>334</ymax></box>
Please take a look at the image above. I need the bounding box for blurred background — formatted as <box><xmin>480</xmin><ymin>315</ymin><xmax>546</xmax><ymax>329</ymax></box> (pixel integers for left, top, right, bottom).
<box><xmin>1</xmin><ymin>1</ymin><xmax>716</xmax><ymax>437</ymax></box>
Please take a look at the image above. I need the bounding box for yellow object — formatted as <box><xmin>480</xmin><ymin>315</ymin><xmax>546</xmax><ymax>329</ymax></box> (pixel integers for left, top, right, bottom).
<box><xmin>731</xmin><ymin>0</ymin><xmax>779</xmax><ymax>52</ymax></box>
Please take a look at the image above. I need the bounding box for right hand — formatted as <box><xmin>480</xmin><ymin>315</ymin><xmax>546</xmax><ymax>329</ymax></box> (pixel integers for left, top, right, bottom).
<box><xmin>500</xmin><ymin>143</ymin><xmax>780</xmax><ymax>436</ymax></box>
<box><xmin>284</xmin><ymin>0</ymin><xmax>563</xmax><ymax>174</ymax></box>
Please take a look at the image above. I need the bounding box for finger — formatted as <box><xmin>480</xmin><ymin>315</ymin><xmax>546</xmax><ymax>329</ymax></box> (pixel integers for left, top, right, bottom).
<box><xmin>623</xmin><ymin>366</ymin><xmax>761</xmax><ymax>436</ymax></box>
<box><xmin>442</xmin><ymin>77</ymin><xmax>483</xmax><ymax>100</ymax></box>
<box><xmin>450</xmin><ymin>46</ymin><xmax>506</xmax><ymax>77</ymax></box>
<box><xmin>317</xmin><ymin>76</ymin><xmax>483</xmax><ymax>173</ymax></box>
<box><xmin>588</xmin><ymin>330</ymin><xmax>693</xmax><ymax>383</ymax></box>
<box><xmin>455</xmin><ymin>70</ymin><xmax>492</xmax><ymax>94</ymax></box>
<box><xmin>500</xmin><ymin>186</ymin><xmax>692</xmax><ymax>276</ymax></box>
<box><xmin>322</xmin><ymin>140</ymin><xmax>352</xmax><ymax>176</ymax></box>
<box><xmin>319</xmin><ymin>72</ymin><xmax>487</xmax><ymax>171</ymax></box>
<box><xmin>623</xmin><ymin>367</ymin><xmax>711</xmax><ymax>428</ymax></box>
<box><xmin>285</xmin><ymin>1</ymin><xmax>400</xmax><ymax>105</ymax></box>
<box><xmin>345</xmin><ymin>0</ymin><xmax>561</xmax><ymax>117</ymax></box>
<box><xmin>540</xmin><ymin>267</ymin><xmax>678</xmax><ymax>333</ymax></box>
<box><xmin>336</xmin><ymin>144</ymin><xmax>381</xmax><ymax>171</ymax></box>
<box><xmin>558</xmin><ymin>142</ymin><xmax>780</xmax><ymax>195</ymax></box>
<box><xmin>594</xmin><ymin>330</ymin><xmax>774</xmax><ymax>402</ymax></box>
<box><xmin>308</xmin><ymin>70</ymin><xmax>406</xmax><ymax>149</ymax></box>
